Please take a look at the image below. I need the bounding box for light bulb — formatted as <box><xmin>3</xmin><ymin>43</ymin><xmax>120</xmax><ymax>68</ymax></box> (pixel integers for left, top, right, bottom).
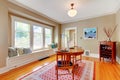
<box><xmin>68</xmin><ymin>9</ymin><xmax>77</xmax><ymax>17</ymax></box>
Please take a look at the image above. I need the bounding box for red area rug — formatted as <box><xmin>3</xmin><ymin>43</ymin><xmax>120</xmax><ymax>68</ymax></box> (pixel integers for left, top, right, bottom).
<box><xmin>18</xmin><ymin>60</ymin><xmax>94</xmax><ymax>80</ymax></box>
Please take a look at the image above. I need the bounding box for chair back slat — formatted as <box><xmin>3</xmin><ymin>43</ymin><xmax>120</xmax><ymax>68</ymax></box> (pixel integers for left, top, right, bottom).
<box><xmin>56</xmin><ymin>52</ymin><xmax>73</xmax><ymax>67</ymax></box>
<box><xmin>56</xmin><ymin>51</ymin><xmax>78</xmax><ymax>80</ymax></box>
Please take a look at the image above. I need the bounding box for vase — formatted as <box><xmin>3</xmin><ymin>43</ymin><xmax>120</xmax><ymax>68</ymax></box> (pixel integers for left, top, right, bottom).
<box><xmin>108</xmin><ymin>37</ymin><xmax>111</xmax><ymax>41</ymax></box>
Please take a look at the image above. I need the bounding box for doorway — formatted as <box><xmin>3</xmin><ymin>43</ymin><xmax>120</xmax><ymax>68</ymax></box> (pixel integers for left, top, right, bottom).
<box><xmin>65</xmin><ymin>27</ymin><xmax>77</xmax><ymax>49</ymax></box>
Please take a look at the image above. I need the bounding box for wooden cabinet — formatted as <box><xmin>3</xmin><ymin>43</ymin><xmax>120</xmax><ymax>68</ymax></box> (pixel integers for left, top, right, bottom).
<box><xmin>99</xmin><ymin>41</ymin><xmax>116</xmax><ymax>63</ymax></box>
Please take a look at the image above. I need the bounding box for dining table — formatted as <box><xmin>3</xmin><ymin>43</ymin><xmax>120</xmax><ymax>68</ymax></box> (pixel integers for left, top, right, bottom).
<box><xmin>56</xmin><ymin>47</ymin><xmax>84</xmax><ymax>64</ymax></box>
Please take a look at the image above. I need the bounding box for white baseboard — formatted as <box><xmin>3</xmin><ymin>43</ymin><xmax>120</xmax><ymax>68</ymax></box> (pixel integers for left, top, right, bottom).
<box><xmin>0</xmin><ymin>56</ymin><xmax>38</xmax><ymax>74</ymax></box>
<box><xmin>1</xmin><ymin>51</ymin><xmax>118</xmax><ymax>74</ymax></box>
<box><xmin>82</xmin><ymin>53</ymin><xmax>99</xmax><ymax>58</ymax></box>
<box><xmin>116</xmin><ymin>56</ymin><xmax>120</xmax><ymax>64</ymax></box>
<box><xmin>0</xmin><ymin>67</ymin><xmax>9</xmax><ymax>74</ymax></box>
<box><xmin>83</xmin><ymin>53</ymin><xmax>120</xmax><ymax>64</ymax></box>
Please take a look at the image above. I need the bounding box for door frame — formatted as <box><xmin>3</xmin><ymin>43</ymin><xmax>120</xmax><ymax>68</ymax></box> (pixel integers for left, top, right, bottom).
<box><xmin>65</xmin><ymin>27</ymin><xmax>77</xmax><ymax>47</ymax></box>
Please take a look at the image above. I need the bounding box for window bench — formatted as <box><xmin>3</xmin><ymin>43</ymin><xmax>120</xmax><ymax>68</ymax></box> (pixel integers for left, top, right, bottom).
<box><xmin>0</xmin><ymin>49</ymin><xmax>55</xmax><ymax>74</ymax></box>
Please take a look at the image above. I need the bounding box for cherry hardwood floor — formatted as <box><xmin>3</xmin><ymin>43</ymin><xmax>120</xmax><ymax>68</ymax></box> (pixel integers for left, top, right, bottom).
<box><xmin>0</xmin><ymin>55</ymin><xmax>120</xmax><ymax>80</ymax></box>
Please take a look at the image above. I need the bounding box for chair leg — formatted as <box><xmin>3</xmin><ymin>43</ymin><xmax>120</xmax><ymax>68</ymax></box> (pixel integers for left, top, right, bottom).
<box><xmin>55</xmin><ymin>67</ymin><xmax>58</xmax><ymax>80</ymax></box>
<box><xmin>72</xmin><ymin>73</ymin><xmax>74</xmax><ymax>80</ymax></box>
<box><xmin>57</xmin><ymin>74</ymin><xmax>58</xmax><ymax>80</ymax></box>
<box><xmin>56</xmin><ymin>69</ymin><xmax>58</xmax><ymax>80</ymax></box>
<box><xmin>72</xmin><ymin>64</ymin><xmax>79</xmax><ymax>80</ymax></box>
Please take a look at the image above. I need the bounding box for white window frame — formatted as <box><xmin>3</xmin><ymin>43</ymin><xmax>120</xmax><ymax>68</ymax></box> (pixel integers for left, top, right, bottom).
<box><xmin>11</xmin><ymin>16</ymin><xmax>53</xmax><ymax>51</ymax></box>
<box><xmin>11</xmin><ymin>16</ymin><xmax>32</xmax><ymax>48</ymax></box>
<box><xmin>32</xmin><ymin>24</ymin><xmax>44</xmax><ymax>50</ymax></box>
<box><xmin>44</xmin><ymin>27</ymin><xmax>53</xmax><ymax>48</ymax></box>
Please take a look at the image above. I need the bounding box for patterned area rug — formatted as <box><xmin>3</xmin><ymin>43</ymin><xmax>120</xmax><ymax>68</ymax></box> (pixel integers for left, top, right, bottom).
<box><xmin>18</xmin><ymin>60</ymin><xmax>94</xmax><ymax>80</ymax></box>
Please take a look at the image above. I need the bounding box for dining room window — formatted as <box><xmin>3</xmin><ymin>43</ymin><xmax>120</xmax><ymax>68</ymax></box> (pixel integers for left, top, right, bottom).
<box><xmin>12</xmin><ymin>16</ymin><xmax>53</xmax><ymax>51</ymax></box>
<box><xmin>33</xmin><ymin>25</ymin><xmax>43</xmax><ymax>50</ymax></box>
<box><xmin>45</xmin><ymin>28</ymin><xmax>52</xmax><ymax>48</ymax></box>
<box><xmin>14</xmin><ymin>21</ymin><xmax>30</xmax><ymax>48</ymax></box>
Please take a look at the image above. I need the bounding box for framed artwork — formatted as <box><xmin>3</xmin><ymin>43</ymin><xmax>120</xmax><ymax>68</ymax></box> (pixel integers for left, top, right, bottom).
<box><xmin>83</xmin><ymin>27</ymin><xmax>97</xmax><ymax>39</ymax></box>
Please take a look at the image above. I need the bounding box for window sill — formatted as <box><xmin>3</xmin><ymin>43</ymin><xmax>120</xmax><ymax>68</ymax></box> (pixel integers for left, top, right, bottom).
<box><xmin>32</xmin><ymin>48</ymin><xmax>52</xmax><ymax>53</ymax></box>
<box><xmin>7</xmin><ymin>48</ymin><xmax>53</xmax><ymax>59</ymax></box>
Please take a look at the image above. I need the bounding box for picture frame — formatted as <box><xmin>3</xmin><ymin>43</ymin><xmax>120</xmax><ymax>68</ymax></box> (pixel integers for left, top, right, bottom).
<box><xmin>83</xmin><ymin>27</ymin><xmax>97</xmax><ymax>39</ymax></box>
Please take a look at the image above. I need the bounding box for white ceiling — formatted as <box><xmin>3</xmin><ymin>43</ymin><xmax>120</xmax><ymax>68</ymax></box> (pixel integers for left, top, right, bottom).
<box><xmin>8</xmin><ymin>0</ymin><xmax>120</xmax><ymax>24</ymax></box>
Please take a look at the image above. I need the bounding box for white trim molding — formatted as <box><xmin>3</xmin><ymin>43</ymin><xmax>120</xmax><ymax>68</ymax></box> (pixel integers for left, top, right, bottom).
<box><xmin>82</xmin><ymin>53</ymin><xmax>99</xmax><ymax>58</ymax></box>
<box><xmin>0</xmin><ymin>49</ymin><xmax>55</xmax><ymax>74</ymax></box>
<box><xmin>116</xmin><ymin>56</ymin><xmax>120</xmax><ymax>64</ymax></box>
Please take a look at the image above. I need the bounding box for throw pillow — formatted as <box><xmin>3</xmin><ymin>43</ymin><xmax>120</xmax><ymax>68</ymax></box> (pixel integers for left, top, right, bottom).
<box><xmin>8</xmin><ymin>47</ymin><xmax>18</xmax><ymax>57</ymax></box>
<box><xmin>23</xmin><ymin>48</ymin><xmax>32</xmax><ymax>54</ymax></box>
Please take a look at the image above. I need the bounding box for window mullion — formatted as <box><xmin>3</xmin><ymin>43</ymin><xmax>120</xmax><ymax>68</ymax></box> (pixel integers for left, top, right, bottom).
<box><xmin>30</xmin><ymin>25</ymin><xmax>33</xmax><ymax>50</ymax></box>
<box><xmin>43</xmin><ymin>28</ymin><xmax>45</xmax><ymax>48</ymax></box>
<box><xmin>12</xmin><ymin>20</ymin><xmax>15</xmax><ymax>47</ymax></box>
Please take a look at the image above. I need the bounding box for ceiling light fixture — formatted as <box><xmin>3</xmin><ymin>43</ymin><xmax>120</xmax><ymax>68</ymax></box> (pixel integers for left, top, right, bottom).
<box><xmin>68</xmin><ymin>3</ymin><xmax>77</xmax><ymax>17</ymax></box>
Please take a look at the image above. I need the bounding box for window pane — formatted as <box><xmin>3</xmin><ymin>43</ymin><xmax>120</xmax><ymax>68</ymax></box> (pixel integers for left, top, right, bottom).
<box><xmin>45</xmin><ymin>28</ymin><xmax>52</xmax><ymax>47</ymax></box>
<box><xmin>33</xmin><ymin>26</ymin><xmax>43</xmax><ymax>50</ymax></box>
<box><xmin>15</xmin><ymin>21</ymin><xmax>29</xmax><ymax>32</ymax></box>
<box><xmin>15</xmin><ymin>21</ymin><xmax>30</xmax><ymax>48</ymax></box>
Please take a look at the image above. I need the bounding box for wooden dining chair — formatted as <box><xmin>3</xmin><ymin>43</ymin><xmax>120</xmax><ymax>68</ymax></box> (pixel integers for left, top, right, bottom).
<box><xmin>71</xmin><ymin>52</ymin><xmax>82</xmax><ymax>64</ymax></box>
<box><xmin>55</xmin><ymin>51</ymin><xmax>77</xmax><ymax>80</ymax></box>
